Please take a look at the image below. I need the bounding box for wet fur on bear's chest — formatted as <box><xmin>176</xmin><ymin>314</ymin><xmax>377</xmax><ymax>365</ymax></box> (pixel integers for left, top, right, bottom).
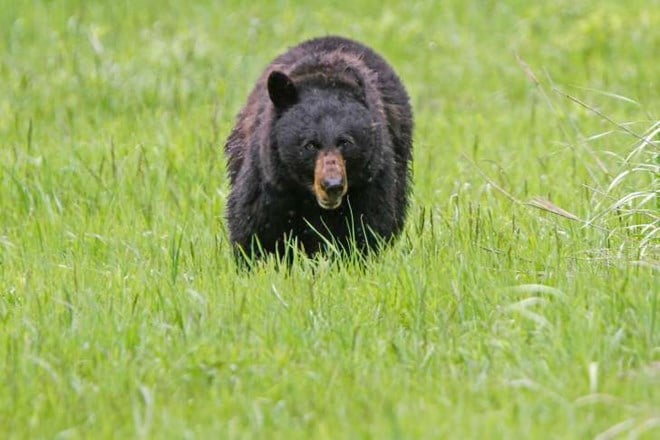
<box><xmin>239</xmin><ymin>183</ymin><xmax>386</xmax><ymax>257</ymax></box>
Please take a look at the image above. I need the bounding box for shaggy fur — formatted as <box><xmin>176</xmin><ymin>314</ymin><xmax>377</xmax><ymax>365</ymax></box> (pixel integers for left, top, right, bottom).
<box><xmin>225</xmin><ymin>36</ymin><xmax>413</xmax><ymax>260</ymax></box>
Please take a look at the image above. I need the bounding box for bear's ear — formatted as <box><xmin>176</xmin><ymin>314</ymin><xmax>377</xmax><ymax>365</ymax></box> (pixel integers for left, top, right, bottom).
<box><xmin>267</xmin><ymin>71</ymin><xmax>298</xmax><ymax>109</ymax></box>
<box><xmin>344</xmin><ymin>66</ymin><xmax>367</xmax><ymax>101</ymax></box>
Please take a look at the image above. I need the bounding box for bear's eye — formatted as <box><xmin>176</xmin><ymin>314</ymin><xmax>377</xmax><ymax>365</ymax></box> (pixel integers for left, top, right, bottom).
<box><xmin>303</xmin><ymin>141</ymin><xmax>319</xmax><ymax>152</ymax></box>
<box><xmin>337</xmin><ymin>137</ymin><xmax>353</xmax><ymax>149</ymax></box>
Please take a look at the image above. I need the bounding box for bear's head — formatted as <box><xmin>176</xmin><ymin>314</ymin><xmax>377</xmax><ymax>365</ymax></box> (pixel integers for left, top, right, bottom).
<box><xmin>267</xmin><ymin>70</ymin><xmax>385</xmax><ymax>210</ymax></box>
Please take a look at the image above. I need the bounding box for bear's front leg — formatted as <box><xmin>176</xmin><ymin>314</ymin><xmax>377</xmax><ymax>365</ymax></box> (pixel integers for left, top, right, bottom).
<box><xmin>226</xmin><ymin>174</ymin><xmax>294</xmax><ymax>260</ymax></box>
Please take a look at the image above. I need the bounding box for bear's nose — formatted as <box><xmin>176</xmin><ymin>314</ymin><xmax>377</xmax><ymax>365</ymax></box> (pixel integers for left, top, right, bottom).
<box><xmin>321</xmin><ymin>176</ymin><xmax>344</xmax><ymax>197</ymax></box>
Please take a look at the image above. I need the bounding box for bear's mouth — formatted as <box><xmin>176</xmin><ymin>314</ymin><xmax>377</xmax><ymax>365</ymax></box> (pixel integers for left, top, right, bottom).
<box><xmin>313</xmin><ymin>149</ymin><xmax>347</xmax><ymax>210</ymax></box>
<box><xmin>316</xmin><ymin>195</ymin><xmax>343</xmax><ymax>210</ymax></box>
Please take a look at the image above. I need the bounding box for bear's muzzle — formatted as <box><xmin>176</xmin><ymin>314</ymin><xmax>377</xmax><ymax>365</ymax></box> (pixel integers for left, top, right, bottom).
<box><xmin>313</xmin><ymin>149</ymin><xmax>348</xmax><ymax>210</ymax></box>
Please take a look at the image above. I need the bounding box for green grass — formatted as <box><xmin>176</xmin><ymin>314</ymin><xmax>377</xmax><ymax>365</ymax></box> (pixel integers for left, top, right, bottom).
<box><xmin>1</xmin><ymin>0</ymin><xmax>659</xmax><ymax>438</ymax></box>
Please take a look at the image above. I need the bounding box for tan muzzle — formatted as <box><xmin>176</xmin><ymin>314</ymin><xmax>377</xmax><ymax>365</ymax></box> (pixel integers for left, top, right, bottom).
<box><xmin>313</xmin><ymin>149</ymin><xmax>348</xmax><ymax>210</ymax></box>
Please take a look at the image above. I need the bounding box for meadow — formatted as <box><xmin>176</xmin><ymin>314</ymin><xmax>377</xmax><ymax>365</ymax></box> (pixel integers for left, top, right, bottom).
<box><xmin>1</xmin><ymin>0</ymin><xmax>658</xmax><ymax>438</ymax></box>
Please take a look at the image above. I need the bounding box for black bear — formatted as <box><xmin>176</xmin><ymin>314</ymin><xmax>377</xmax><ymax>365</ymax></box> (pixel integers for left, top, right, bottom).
<box><xmin>225</xmin><ymin>36</ymin><xmax>413</xmax><ymax>261</ymax></box>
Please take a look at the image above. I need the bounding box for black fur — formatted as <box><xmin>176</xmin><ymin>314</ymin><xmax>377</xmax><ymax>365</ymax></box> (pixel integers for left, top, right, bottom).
<box><xmin>225</xmin><ymin>36</ymin><xmax>413</xmax><ymax>260</ymax></box>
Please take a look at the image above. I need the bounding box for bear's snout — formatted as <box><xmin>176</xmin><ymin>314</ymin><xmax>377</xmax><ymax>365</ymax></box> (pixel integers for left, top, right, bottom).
<box><xmin>313</xmin><ymin>149</ymin><xmax>348</xmax><ymax>210</ymax></box>
<box><xmin>321</xmin><ymin>176</ymin><xmax>344</xmax><ymax>197</ymax></box>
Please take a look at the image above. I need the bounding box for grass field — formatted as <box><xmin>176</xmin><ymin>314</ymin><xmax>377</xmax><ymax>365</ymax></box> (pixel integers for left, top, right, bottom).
<box><xmin>1</xmin><ymin>0</ymin><xmax>658</xmax><ymax>438</ymax></box>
